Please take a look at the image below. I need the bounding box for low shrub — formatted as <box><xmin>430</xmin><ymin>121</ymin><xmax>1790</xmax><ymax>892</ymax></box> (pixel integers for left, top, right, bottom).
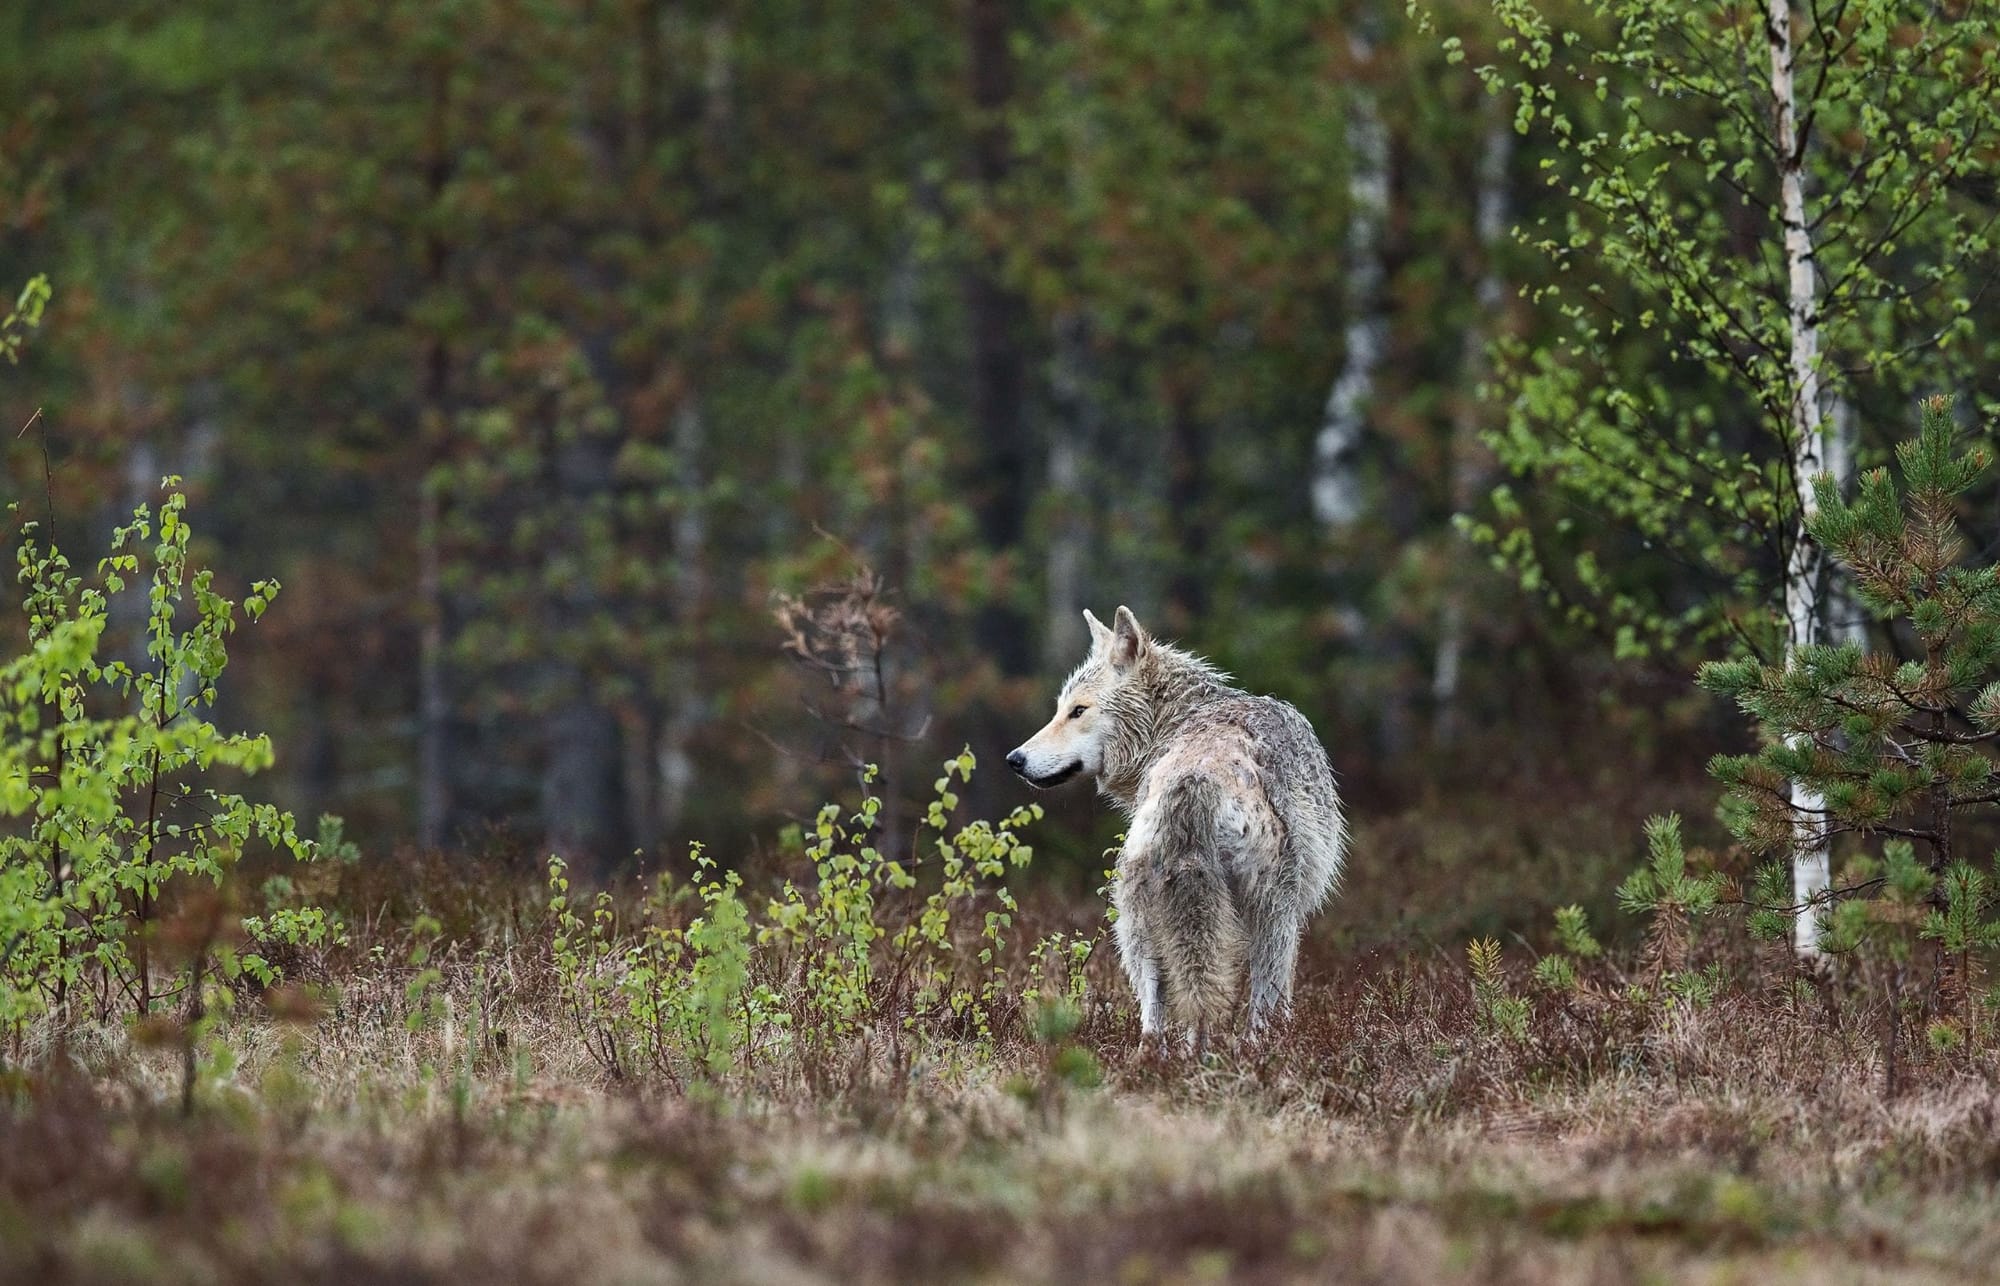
<box><xmin>0</xmin><ymin>484</ymin><xmax>332</xmax><ymax>1079</ymax></box>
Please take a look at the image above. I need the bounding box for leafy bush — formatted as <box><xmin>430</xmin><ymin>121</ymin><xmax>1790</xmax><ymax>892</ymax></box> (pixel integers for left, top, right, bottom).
<box><xmin>0</xmin><ymin>276</ymin><xmax>49</xmax><ymax>366</ymax></box>
<box><xmin>548</xmin><ymin>752</ymin><xmax>1047</xmax><ymax>1087</ymax></box>
<box><xmin>0</xmin><ymin>483</ymin><xmax>328</xmax><ymax>1037</ymax></box>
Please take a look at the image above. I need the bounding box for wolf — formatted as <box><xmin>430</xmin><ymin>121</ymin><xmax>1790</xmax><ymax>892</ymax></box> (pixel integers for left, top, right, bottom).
<box><xmin>1007</xmin><ymin>606</ymin><xmax>1345</xmax><ymax>1050</ymax></box>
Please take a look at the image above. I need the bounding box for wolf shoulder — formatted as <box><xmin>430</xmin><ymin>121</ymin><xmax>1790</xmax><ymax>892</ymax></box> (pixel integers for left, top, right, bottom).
<box><xmin>1145</xmin><ymin>690</ymin><xmax>1337</xmax><ymax>800</ymax></box>
<box><xmin>1184</xmin><ymin>691</ymin><xmax>1333</xmax><ymax>778</ymax></box>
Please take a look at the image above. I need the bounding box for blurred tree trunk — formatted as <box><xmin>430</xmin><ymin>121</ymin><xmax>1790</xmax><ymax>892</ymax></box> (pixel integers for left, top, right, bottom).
<box><xmin>543</xmin><ymin>688</ymin><xmax>623</xmax><ymax>862</ymax></box>
<box><xmin>1045</xmin><ymin>310</ymin><xmax>1094</xmax><ymax>668</ymax></box>
<box><xmin>620</xmin><ymin>703</ymin><xmax>659</xmax><ymax>859</ymax></box>
<box><xmin>536</xmin><ymin>0</ymin><xmax>691</xmax><ymax>864</ymax></box>
<box><xmin>965</xmin><ymin>0</ymin><xmax>1033</xmax><ymax>674</ymax></box>
<box><xmin>1163</xmin><ymin>369</ymin><xmax>1208</xmax><ymax>632</ymax></box>
<box><xmin>541</xmin><ymin>358</ymin><xmax>625</xmax><ymax>863</ymax></box>
<box><xmin>1432</xmin><ymin>111</ymin><xmax>1511</xmax><ymax>742</ymax></box>
<box><xmin>416</xmin><ymin>406</ymin><xmax>450</xmax><ymax>850</ymax></box>
<box><xmin>1311</xmin><ymin>32</ymin><xmax>1388</xmax><ymax>531</ymax></box>
<box><xmin>416</xmin><ymin>57</ymin><xmax>454</xmax><ymax>851</ymax></box>
<box><xmin>657</xmin><ymin>395</ymin><xmax>708</xmax><ymax>840</ymax></box>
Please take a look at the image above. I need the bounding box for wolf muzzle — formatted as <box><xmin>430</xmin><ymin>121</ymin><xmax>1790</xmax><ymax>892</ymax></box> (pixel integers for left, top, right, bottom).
<box><xmin>1007</xmin><ymin>749</ymin><xmax>1082</xmax><ymax>789</ymax></box>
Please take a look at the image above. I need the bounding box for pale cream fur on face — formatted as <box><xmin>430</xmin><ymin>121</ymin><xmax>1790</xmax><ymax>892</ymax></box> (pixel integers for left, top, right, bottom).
<box><xmin>1008</xmin><ymin>608</ymin><xmax>1141</xmax><ymax>788</ymax></box>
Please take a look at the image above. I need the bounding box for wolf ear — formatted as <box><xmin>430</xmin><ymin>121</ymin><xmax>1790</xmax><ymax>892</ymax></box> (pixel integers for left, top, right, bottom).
<box><xmin>1083</xmin><ymin>608</ymin><xmax>1113</xmax><ymax>653</ymax></box>
<box><xmin>1109</xmin><ymin>605</ymin><xmax>1147</xmax><ymax>671</ymax></box>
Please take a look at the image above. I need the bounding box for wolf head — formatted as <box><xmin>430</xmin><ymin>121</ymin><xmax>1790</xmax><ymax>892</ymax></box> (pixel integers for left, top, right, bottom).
<box><xmin>1006</xmin><ymin>605</ymin><xmax>1155</xmax><ymax>791</ymax></box>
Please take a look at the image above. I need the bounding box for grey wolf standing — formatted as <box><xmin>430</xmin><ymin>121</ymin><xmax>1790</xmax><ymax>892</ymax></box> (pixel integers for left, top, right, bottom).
<box><xmin>1007</xmin><ymin>607</ymin><xmax>1345</xmax><ymax>1051</ymax></box>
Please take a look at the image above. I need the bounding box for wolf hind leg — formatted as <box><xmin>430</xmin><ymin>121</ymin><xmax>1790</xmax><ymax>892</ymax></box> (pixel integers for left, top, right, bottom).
<box><xmin>1123</xmin><ymin>778</ymin><xmax>1246</xmax><ymax>1039</ymax></box>
<box><xmin>1113</xmin><ymin>906</ymin><xmax>1166</xmax><ymax>1044</ymax></box>
<box><xmin>1148</xmin><ymin>853</ymin><xmax>1246</xmax><ymax>1035</ymax></box>
<box><xmin>1244</xmin><ymin>912</ymin><xmax>1303</xmax><ymax>1038</ymax></box>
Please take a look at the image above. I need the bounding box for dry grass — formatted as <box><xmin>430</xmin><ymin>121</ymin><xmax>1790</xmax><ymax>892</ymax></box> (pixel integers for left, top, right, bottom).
<box><xmin>6</xmin><ymin>858</ymin><xmax>2000</xmax><ymax>1285</ymax></box>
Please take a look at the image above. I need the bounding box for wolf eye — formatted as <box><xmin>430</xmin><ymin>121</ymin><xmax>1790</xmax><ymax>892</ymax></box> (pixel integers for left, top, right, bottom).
<box><xmin>1069</xmin><ymin>704</ymin><xmax>1088</xmax><ymax>720</ymax></box>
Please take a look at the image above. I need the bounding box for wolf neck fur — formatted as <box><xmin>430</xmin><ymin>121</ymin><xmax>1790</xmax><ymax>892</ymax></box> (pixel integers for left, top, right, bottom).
<box><xmin>1096</xmin><ymin>643</ymin><xmax>1233</xmax><ymax>811</ymax></box>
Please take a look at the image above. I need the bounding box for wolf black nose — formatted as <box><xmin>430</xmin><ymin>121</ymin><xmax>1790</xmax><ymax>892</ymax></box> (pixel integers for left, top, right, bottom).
<box><xmin>1006</xmin><ymin>749</ymin><xmax>1027</xmax><ymax>775</ymax></box>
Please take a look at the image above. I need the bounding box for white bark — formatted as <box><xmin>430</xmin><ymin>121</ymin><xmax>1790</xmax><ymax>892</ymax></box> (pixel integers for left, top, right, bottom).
<box><xmin>1433</xmin><ymin>114</ymin><xmax>1512</xmax><ymax>737</ymax></box>
<box><xmin>1824</xmin><ymin>395</ymin><xmax>1867</xmax><ymax>648</ymax></box>
<box><xmin>1771</xmin><ymin>0</ymin><xmax>1831</xmax><ymax>955</ymax></box>
<box><xmin>1312</xmin><ymin>34</ymin><xmax>1389</xmax><ymax>529</ymax></box>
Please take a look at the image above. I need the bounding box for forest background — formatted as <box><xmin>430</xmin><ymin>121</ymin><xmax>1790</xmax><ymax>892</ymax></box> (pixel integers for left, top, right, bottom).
<box><xmin>8</xmin><ymin>0</ymin><xmax>1999</xmax><ymax>948</ymax></box>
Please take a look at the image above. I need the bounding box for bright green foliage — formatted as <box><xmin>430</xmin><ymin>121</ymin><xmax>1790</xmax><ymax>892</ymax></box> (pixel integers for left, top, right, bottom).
<box><xmin>1703</xmin><ymin>398</ymin><xmax>2000</xmax><ymax>941</ymax></box>
<box><xmin>763</xmin><ymin>791</ymin><xmax>890</xmax><ymax>1048</ymax></box>
<box><xmin>549</xmin><ymin>842</ymin><xmax>779</xmax><ymax>1084</ymax></box>
<box><xmin>1025</xmin><ymin>930</ymin><xmax>1097</xmax><ymax>1016</ymax></box>
<box><xmin>1</xmin><ymin>276</ymin><xmax>49</xmax><ymax>366</ymax></box>
<box><xmin>1922</xmin><ymin>860</ymin><xmax>2000</xmax><ymax>1044</ymax></box>
<box><xmin>1467</xmin><ymin>936</ymin><xmax>1530</xmax><ymax>1038</ymax></box>
<box><xmin>1616</xmin><ymin>814</ymin><xmax>1721</xmax><ymax>920</ymax></box>
<box><xmin>1816</xmin><ymin>839</ymin><xmax>1934</xmax><ymax>960</ymax></box>
<box><xmin>0</xmin><ymin>483</ymin><xmax>321</xmax><ymax>1031</ymax></box>
<box><xmin>681</xmin><ymin>850</ymin><xmax>759</xmax><ymax>1080</ymax></box>
<box><xmin>767</xmin><ymin>749</ymin><xmax>1039</xmax><ymax>1049</ymax></box>
<box><xmin>546</xmin><ymin>858</ymin><xmax>624</xmax><ymax>1076</ymax></box>
<box><xmin>1531</xmin><ymin>902</ymin><xmax>1601</xmax><ymax>992</ymax></box>
<box><xmin>1530</xmin><ymin>951</ymin><xmax>1576</xmax><ymax>993</ymax></box>
<box><xmin>1469</xmin><ymin>0</ymin><xmax>2000</xmax><ymax>657</ymax></box>
<box><xmin>1616</xmin><ymin>814</ymin><xmax>1723</xmax><ymax>1000</ymax></box>
<box><xmin>900</xmin><ymin>750</ymin><xmax>1041</xmax><ymax>1036</ymax></box>
<box><xmin>1922</xmin><ymin>864</ymin><xmax>2000</xmax><ymax>957</ymax></box>
<box><xmin>1552</xmin><ymin>903</ymin><xmax>1601</xmax><ymax>959</ymax></box>
<box><xmin>547</xmin><ymin>751</ymin><xmax>1042</xmax><ymax>1085</ymax></box>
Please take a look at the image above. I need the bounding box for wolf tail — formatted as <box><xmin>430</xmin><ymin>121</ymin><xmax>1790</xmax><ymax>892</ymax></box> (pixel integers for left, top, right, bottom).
<box><xmin>1127</xmin><ymin>775</ymin><xmax>1245</xmax><ymax>1032</ymax></box>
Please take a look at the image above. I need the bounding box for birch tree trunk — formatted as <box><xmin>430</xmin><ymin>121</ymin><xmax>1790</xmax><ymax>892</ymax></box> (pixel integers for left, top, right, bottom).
<box><xmin>650</xmin><ymin>13</ymin><xmax>730</xmax><ymax>843</ymax></box>
<box><xmin>1824</xmin><ymin>394</ymin><xmax>1866</xmax><ymax>649</ymax></box>
<box><xmin>1433</xmin><ymin>113</ymin><xmax>1512</xmax><ymax>741</ymax></box>
<box><xmin>1312</xmin><ymin>33</ymin><xmax>1389</xmax><ymax>529</ymax></box>
<box><xmin>1770</xmin><ymin>0</ymin><xmax>1831</xmax><ymax>955</ymax></box>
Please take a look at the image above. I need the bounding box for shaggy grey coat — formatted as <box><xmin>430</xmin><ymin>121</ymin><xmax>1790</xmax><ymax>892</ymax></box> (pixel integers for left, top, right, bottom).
<box><xmin>1012</xmin><ymin>607</ymin><xmax>1345</xmax><ymax>1045</ymax></box>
